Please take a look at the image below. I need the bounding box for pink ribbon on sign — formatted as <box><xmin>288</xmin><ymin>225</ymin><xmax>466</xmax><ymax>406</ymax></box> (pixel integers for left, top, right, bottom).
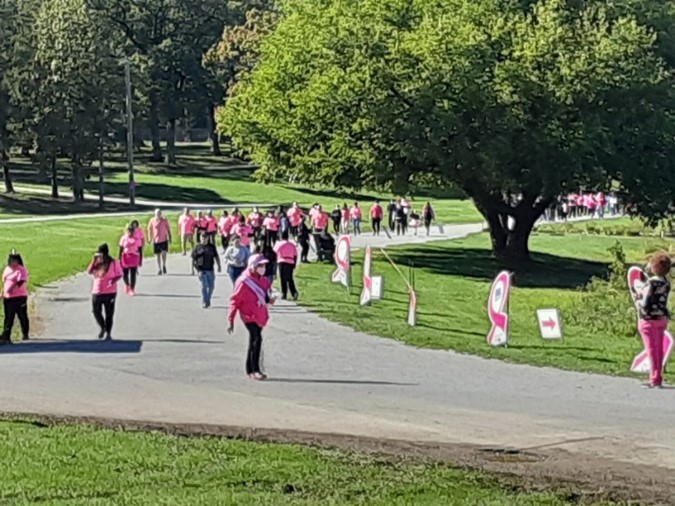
<box><xmin>331</xmin><ymin>235</ymin><xmax>351</xmax><ymax>287</ymax></box>
<box><xmin>487</xmin><ymin>271</ymin><xmax>511</xmax><ymax>347</ymax></box>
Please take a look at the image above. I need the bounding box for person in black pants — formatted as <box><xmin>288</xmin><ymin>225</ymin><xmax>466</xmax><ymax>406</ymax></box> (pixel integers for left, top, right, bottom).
<box><xmin>297</xmin><ymin>217</ymin><xmax>310</xmax><ymax>263</ymax></box>
<box><xmin>1</xmin><ymin>252</ymin><xmax>30</xmax><ymax>344</ymax></box>
<box><xmin>330</xmin><ymin>205</ymin><xmax>342</xmax><ymax>234</ymax></box>
<box><xmin>87</xmin><ymin>244</ymin><xmax>123</xmax><ymax>340</ymax></box>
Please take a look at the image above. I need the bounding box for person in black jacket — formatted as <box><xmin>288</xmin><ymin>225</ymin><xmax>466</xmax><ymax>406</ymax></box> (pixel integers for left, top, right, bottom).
<box><xmin>192</xmin><ymin>233</ymin><xmax>221</xmax><ymax>308</ymax></box>
<box><xmin>297</xmin><ymin>216</ymin><xmax>311</xmax><ymax>263</ymax></box>
<box><xmin>330</xmin><ymin>205</ymin><xmax>342</xmax><ymax>234</ymax></box>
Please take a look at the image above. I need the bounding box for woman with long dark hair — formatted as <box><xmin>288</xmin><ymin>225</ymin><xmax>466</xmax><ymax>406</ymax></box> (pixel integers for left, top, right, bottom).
<box><xmin>119</xmin><ymin>225</ymin><xmax>142</xmax><ymax>296</ymax></box>
<box><xmin>87</xmin><ymin>244</ymin><xmax>123</xmax><ymax>340</ymax></box>
<box><xmin>1</xmin><ymin>250</ymin><xmax>30</xmax><ymax>344</ymax></box>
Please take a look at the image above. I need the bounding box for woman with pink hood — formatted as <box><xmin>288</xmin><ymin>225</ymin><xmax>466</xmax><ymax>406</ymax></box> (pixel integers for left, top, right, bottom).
<box><xmin>227</xmin><ymin>254</ymin><xmax>276</xmax><ymax>380</ymax></box>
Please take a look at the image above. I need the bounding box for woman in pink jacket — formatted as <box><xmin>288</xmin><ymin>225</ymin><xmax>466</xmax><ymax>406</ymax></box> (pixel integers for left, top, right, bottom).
<box><xmin>119</xmin><ymin>225</ymin><xmax>142</xmax><ymax>296</ymax></box>
<box><xmin>87</xmin><ymin>244</ymin><xmax>123</xmax><ymax>340</ymax></box>
<box><xmin>1</xmin><ymin>251</ymin><xmax>30</xmax><ymax>344</ymax></box>
<box><xmin>227</xmin><ymin>254</ymin><xmax>276</xmax><ymax>380</ymax></box>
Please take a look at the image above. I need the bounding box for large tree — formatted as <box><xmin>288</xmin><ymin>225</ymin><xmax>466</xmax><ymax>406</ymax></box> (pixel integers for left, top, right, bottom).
<box><xmin>221</xmin><ymin>0</ymin><xmax>674</xmax><ymax>260</ymax></box>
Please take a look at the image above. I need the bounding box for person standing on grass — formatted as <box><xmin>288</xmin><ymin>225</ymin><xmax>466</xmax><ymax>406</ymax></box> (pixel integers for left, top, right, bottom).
<box><xmin>178</xmin><ymin>208</ymin><xmax>196</xmax><ymax>256</ymax></box>
<box><xmin>224</xmin><ymin>235</ymin><xmax>250</xmax><ymax>285</ymax></box>
<box><xmin>228</xmin><ymin>254</ymin><xmax>276</xmax><ymax>381</ymax></box>
<box><xmin>192</xmin><ymin>233</ymin><xmax>221</xmax><ymax>309</ymax></box>
<box><xmin>634</xmin><ymin>253</ymin><xmax>672</xmax><ymax>389</ymax></box>
<box><xmin>297</xmin><ymin>216</ymin><xmax>311</xmax><ymax>263</ymax></box>
<box><xmin>340</xmin><ymin>203</ymin><xmax>350</xmax><ymax>235</ymax></box>
<box><xmin>350</xmin><ymin>202</ymin><xmax>362</xmax><ymax>235</ymax></box>
<box><xmin>263</xmin><ymin>210</ymin><xmax>280</xmax><ymax>247</ymax></box>
<box><xmin>370</xmin><ymin>200</ymin><xmax>383</xmax><ymax>236</ymax></box>
<box><xmin>311</xmin><ymin>205</ymin><xmax>329</xmax><ymax>234</ymax></box>
<box><xmin>423</xmin><ymin>202</ymin><xmax>435</xmax><ymax>236</ymax></box>
<box><xmin>118</xmin><ymin>225</ymin><xmax>142</xmax><ymax>296</ymax></box>
<box><xmin>1</xmin><ymin>251</ymin><xmax>30</xmax><ymax>344</ymax></box>
<box><xmin>274</xmin><ymin>230</ymin><xmax>299</xmax><ymax>300</ymax></box>
<box><xmin>88</xmin><ymin>244</ymin><xmax>123</xmax><ymax>340</ymax></box>
<box><xmin>148</xmin><ymin>209</ymin><xmax>171</xmax><ymax>275</ymax></box>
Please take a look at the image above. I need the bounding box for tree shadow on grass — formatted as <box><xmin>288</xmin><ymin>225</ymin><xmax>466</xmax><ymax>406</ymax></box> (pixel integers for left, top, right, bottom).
<box><xmin>388</xmin><ymin>246</ymin><xmax>607</xmax><ymax>290</ymax></box>
<box><xmin>0</xmin><ymin>194</ymin><xmax>152</xmax><ymax>217</ymax></box>
<box><xmin>91</xmin><ymin>182</ymin><xmax>233</xmax><ymax>204</ymax></box>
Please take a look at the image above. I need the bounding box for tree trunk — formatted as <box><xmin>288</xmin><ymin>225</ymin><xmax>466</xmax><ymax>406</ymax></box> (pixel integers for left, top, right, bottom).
<box><xmin>207</xmin><ymin>103</ymin><xmax>221</xmax><ymax>156</ymax></box>
<box><xmin>165</xmin><ymin>118</ymin><xmax>177</xmax><ymax>165</ymax></box>
<box><xmin>149</xmin><ymin>102</ymin><xmax>163</xmax><ymax>162</ymax></box>
<box><xmin>20</xmin><ymin>145</ymin><xmax>30</xmax><ymax>157</ymax></box>
<box><xmin>98</xmin><ymin>143</ymin><xmax>104</xmax><ymax>210</ymax></box>
<box><xmin>71</xmin><ymin>161</ymin><xmax>84</xmax><ymax>202</ymax></box>
<box><xmin>50</xmin><ymin>156</ymin><xmax>59</xmax><ymax>198</ymax></box>
<box><xmin>1</xmin><ymin>150</ymin><xmax>14</xmax><ymax>193</ymax></box>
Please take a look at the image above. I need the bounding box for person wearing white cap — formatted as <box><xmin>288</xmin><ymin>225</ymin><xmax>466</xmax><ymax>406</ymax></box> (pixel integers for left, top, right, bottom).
<box><xmin>227</xmin><ymin>253</ymin><xmax>276</xmax><ymax>380</ymax></box>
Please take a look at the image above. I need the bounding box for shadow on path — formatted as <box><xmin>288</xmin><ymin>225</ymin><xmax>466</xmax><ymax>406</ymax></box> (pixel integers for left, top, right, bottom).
<box><xmin>0</xmin><ymin>340</ymin><xmax>142</xmax><ymax>354</ymax></box>
<box><xmin>267</xmin><ymin>377</ymin><xmax>417</xmax><ymax>386</ymax></box>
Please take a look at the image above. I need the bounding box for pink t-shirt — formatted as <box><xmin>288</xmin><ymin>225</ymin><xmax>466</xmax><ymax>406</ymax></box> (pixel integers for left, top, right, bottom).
<box><xmin>263</xmin><ymin>216</ymin><xmax>280</xmax><ymax>231</ymax></box>
<box><xmin>370</xmin><ymin>204</ymin><xmax>383</xmax><ymax>219</ymax></box>
<box><xmin>350</xmin><ymin>207</ymin><xmax>362</xmax><ymax>220</ymax></box>
<box><xmin>133</xmin><ymin>228</ymin><xmax>146</xmax><ymax>247</ymax></box>
<box><xmin>205</xmin><ymin>216</ymin><xmax>218</xmax><ymax>233</ymax></box>
<box><xmin>341</xmin><ymin>209</ymin><xmax>350</xmax><ymax>222</ymax></box>
<box><xmin>179</xmin><ymin>214</ymin><xmax>196</xmax><ymax>235</ymax></box>
<box><xmin>2</xmin><ymin>265</ymin><xmax>29</xmax><ymax>299</ymax></box>
<box><xmin>148</xmin><ymin>217</ymin><xmax>170</xmax><ymax>243</ymax></box>
<box><xmin>247</xmin><ymin>212</ymin><xmax>263</xmax><ymax>228</ymax></box>
<box><xmin>89</xmin><ymin>259</ymin><xmax>123</xmax><ymax>295</ymax></box>
<box><xmin>274</xmin><ymin>241</ymin><xmax>298</xmax><ymax>264</ymax></box>
<box><xmin>119</xmin><ymin>234</ymin><xmax>142</xmax><ymax>268</ymax></box>
<box><xmin>309</xmin><ymin>207</ymin><xmax>320</xmax><ymax>220</ymax></box>
<box><xmin>231</xmin><ymin>223</ymin><xmax>252</xmax><ymax>246</ymax></box>
<box><xmin>287</xmin><ymin>207</ymin><xmax>303</xmax><ymax>227</ymax></box>
<box><xmin>312</xmin><ymin>212</ymin><xmax>329</xmax><ymax>230</ymax></box>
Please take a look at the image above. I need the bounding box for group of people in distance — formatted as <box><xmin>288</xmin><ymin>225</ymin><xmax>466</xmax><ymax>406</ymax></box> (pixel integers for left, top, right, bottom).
<box><xmin>542</xmin><ymin>191</ymin><xmax>621</xmax><ymax>223</ymax></box>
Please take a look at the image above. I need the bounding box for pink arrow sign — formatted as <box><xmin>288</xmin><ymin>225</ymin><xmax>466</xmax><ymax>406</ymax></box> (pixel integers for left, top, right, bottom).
<box><xmin>542</xmin><ymin>318</ymin><xmax>556</xmax><ymax>329</ymax></box>
<box><xmin>487</xmin><ymin>271</ymin><xmax>511</xmax><ymax>347</ymax></box>
<box><xmin>627</xmin><ymin>266</ymin><xmax>674</xmax><ymax>374</ymax></box>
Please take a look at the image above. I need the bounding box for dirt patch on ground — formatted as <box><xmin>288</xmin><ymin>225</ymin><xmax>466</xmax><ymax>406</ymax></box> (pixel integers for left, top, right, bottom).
<box><xmin>3</xmin><ymin>412</ymin><xmax>673</xmax><ymax>505</ymax></box>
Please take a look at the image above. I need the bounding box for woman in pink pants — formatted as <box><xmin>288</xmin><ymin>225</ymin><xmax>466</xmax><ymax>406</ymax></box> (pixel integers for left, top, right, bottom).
<box><xmin>636</xmin><ymin>253</ymin><xmax>672</xmax><ymax>388</ymax></box>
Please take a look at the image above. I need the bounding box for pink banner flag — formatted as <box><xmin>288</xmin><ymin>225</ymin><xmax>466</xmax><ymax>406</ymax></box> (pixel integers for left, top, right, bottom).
<box><xmin>487</xmin><ymin>271</ymin><xmax>511</xmax><ymax>347</ymax></box>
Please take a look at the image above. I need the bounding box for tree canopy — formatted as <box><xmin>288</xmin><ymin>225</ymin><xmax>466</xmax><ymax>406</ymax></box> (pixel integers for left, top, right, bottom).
<box><xmin>221</xmin><ymin>0</ymin><xmax>675</xmax><ymax>260</ymax></box>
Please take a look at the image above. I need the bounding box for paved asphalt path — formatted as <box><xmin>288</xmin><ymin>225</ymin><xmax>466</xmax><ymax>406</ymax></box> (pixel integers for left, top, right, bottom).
<box><xmin>1</xmin><ymin>222</ymin><xmax>674</xmax><ymax>474</ymax></box>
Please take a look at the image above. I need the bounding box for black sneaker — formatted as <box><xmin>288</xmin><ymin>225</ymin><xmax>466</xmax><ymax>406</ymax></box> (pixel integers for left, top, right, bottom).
<box><xmin>98</xmin><ymin>329</ymin><xmax>105</xmax><ymax>339</ymax></box>
<box><xmin>21</xmin><ymin>335</ymin><xmax>29</xmax><ymax>341</ymax></box>
<box><xmin>292</xmin><ymin>293</ymin><xmax>299</xmax><ymax>301</ymax></box>
<box><xmin>157</xmin><ymin>269</ymin><xmax>162</xmax><ymax>276</ymax></box>
<box><xmin>104</xmin><ymin>333</ymin><xmax>112</xmax><ymax>340</ymax></box>
<box><xmin>162</xmin><ymin>266</ymin><xmax>167</xmax><ymax>274</ymax></box>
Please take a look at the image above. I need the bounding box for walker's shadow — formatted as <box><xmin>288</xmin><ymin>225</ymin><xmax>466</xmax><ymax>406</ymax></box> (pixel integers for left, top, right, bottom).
<box><xmin>134</xmin><ymin>293</ymin><xmax>200</xmax><ymax>299</ymax></box>
<box><xmin>268</xmin><ymin>377</ymin><xmax>417</xmax><ymax>386</ymax></box>
<box><xmin>0</xmin><ymin>340</ymin><xmax>142</xmax><ymax>354</ymax></box>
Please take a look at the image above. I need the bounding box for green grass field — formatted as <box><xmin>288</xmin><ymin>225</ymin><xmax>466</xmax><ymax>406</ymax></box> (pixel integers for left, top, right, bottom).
<box><xmin>294</xmin><ymin>229</ymin><xmax>673</xmax><ymax>381</ymax></box>
<box><xmin>0</xmin><ymin>419</ymin><xmax>613</xmax><ymax>505</ymax></box>
<box><xmin>4</xmin><ymin>143</ymin><xmax>482</xmax><ymax>225</ymax></box>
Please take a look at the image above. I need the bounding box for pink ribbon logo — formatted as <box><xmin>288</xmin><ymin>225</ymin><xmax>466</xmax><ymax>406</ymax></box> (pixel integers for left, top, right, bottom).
<box><xmin>331</xmin><ymin>235</ymin><xmax>351</xmax><ymax>288</ymax></box>
<box><xmin>487</xmin><ymin>271</ymin><xmax>511</xmax><ymax>347</ymax></box>
<box><xmin>627</xmin><ymin>266</ymin><xmax>674</xmax><ymax>373</ymax></box>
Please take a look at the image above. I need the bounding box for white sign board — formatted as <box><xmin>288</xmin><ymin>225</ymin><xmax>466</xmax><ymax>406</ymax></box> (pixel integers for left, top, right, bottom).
<box><xmin>536</xmin><ymin>309</ymin><xmax>563</xmax><ymax>340</ymax></box>
<box><xmin>371</xmin><ymin>276</ymin><xmax>383</xmax><ymax>300</ymax></box>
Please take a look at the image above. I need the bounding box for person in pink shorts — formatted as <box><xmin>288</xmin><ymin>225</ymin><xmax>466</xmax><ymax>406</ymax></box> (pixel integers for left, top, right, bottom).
<box><xmin>119</xmin><ymin>225</ymin><xmax>142</xmax><ymax>296</ymax></box>
<box><xmin>87</xmin><ymin>244</ymin><xmax>123</xmax><ymax>340</ymax></box>
<box><xmin>1</xmin><ymin>251</ymin><xmax>30</xmax><ymax>344</ymax></box>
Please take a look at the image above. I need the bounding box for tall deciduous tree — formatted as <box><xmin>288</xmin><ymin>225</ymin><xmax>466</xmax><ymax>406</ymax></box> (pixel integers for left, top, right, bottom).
<box><xmin>221</xmin><ymin>0</ymin><xmax>674</xmax><ymax>260</ymax></box>
<box><xmin>35</xmin><ymin>0</ymin><xmax>123</xmax><ymax>201</ymax></box>
<box><xmin>0</xmin><ymin>0</ymin><xmax>16</xmax><ymax>193</ymax></box>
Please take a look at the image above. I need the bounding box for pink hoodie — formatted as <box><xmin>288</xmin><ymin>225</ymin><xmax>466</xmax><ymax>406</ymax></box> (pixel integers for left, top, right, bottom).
<box><xmin>228</xmin><ymin>271</ymin><xmax>272</xmax><ymax>328</ymax></box>
<box><xmin>88</xmin><ymin>259</ymin><xmax>123</xmax><ymax>295</ymax></box>
<box><xmin>2</xmin><ymin>265</ymin><xmax>29</xmax><ymax>299</ymax></box>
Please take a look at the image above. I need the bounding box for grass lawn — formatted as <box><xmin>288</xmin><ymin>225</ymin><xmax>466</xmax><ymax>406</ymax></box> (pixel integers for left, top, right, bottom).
<box><xmin>5</xmin><ymin>143</ymin><xmax>482</xmax><ymax>225</ymax></box>
<box><xmin>538</xmin><ymin>217</ymin><xmax>672</xmax><ymax>239</ymax></box>
<box><xmin>0</xmin><ymin>419</ymin><xmax>613</xmax><ymax>505</ymax></box>
<box><xmin>294</xmin><ymin>230</ymin><xmax>674</xmax><ymax>381</ymax></box>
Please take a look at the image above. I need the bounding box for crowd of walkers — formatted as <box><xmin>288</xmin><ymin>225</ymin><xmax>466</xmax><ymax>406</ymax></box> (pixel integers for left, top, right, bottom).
<box><xmin>1</xmin><ymin>198</ymin><xmax>434</xmax><ymax>379</ymax></box>
<box><xmin>541</xmin><ymin>191</ymin><xmax>621</xmax><ymax>223</ymax></box>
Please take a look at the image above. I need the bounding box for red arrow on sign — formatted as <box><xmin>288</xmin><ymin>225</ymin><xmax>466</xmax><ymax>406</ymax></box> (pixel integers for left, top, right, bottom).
<box><xmin>543</xmin><ymin>318</ymin><xmax>556</xmax><ymax>329</ymax></box>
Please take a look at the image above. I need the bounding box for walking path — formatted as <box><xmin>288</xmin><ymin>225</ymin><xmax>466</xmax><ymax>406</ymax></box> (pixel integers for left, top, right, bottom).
<box><xmin>1</xmin><ymin>222</ymin><xmax>671</xmax><ymax>489</ymax></box>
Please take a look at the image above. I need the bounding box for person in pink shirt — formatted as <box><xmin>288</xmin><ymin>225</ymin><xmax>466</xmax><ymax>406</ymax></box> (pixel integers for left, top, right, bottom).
<box><xmin>231</xmin><ymin>215</ymin><xmax>253</xmax><ymax>249</ymax></box>
<box><xmin>340</xmin><ymin>204</ymin><xmax>350</xmax><ymax>235</ymax></box>
<box><xmin>370</xmin><ymin>200</ymin><xmax>383</xmax><ymax>236</ymax></box>
<box><xmin>247</xmin><ymin>207</ymin><xmax>264</xmax><ymax>242</ymax></box>
<box><xmin>350</xmin><ymin>202</ymin><xmax>362</xmax><ymax>235</ymax></box>
<box><xmin>87</xmin><ymin>244</ymin><xmax>123</xmax><ymax>340</ymax></box>
<box><xmin>286</xmin><ymin>202</ymin><xmax>304</xmax><ymax>238</ymax></box>
<box><xmin>147</xmin><ymin>209</ymin><xmax>172</xmax><ymax>275</ymax></box>
<box><xmin>118</xmin><ymin>225</ymin><xmax>142</xmax><ymax>296</ymax></box>
<box><xmin>273</xmin><ymin>230</ymin><xmax>299</xmax><ymax>300</ymax></box>
<box><xmin>178</xmin><ymin>208</ymin><xmax>196</xmax><ymax>256</ymax></box>
<box><xmin>263</xmin><ymin>210</ymin><xmax>280</xmax><ymax>247</ymax></box>
<box><xmin>227</xmin><ymin>254</ymin><xmax>276</xmax><ymax>380</ymax></box>
<box><xmin>129</xmin><ymin>220</ymin><xmax>145</xmax><ymax>267</ymax></box>
<box><xmin>1</xmin><ymin>251</ymin><xmax>30</xmax><ymax>344</ymax></box>
<box><xmin>204</xmin><ymin>209</ymin><xmax>218</xmax><ymax>243</ymax></box>
<box><xmin>311</xmin><ymin>205</ymin><xmax>329</xmax><ymax>233</ymax></box>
